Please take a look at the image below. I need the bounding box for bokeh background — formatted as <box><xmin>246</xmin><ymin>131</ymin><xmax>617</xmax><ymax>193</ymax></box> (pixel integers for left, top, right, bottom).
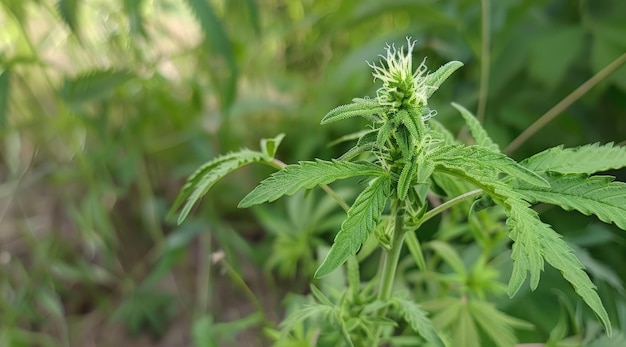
<box><xmin>1</xmin><ymin>0</ymin><xmax>625</xmax><ymax>346</ymax></box>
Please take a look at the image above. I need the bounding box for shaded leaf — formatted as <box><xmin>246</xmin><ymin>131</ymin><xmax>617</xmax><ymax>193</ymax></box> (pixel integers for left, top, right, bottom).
<box><xmin>392</xmin><ymin>296</ymin><xmax>443</xmax><ymax>347</ymax></box>
<box><xmin>505</xmin><ymin>200</ymin><xmax>612</xmax><ymax>336</ymax></box>
<box><xmin>469</xmin><ymin>300</ymin><xmax>532</xmax><ymax>347</ymax></box>
<box><xmin>60</xmin><ymin>69</ymin><xmax>134</xmax><ymax>105</ymax></box>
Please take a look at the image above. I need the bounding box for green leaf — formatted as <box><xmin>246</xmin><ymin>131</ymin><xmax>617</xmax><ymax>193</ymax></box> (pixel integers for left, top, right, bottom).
<box><xmin>315</xmin><ymin>175</ymin><xmax>391</xmax><ymax>278</ymax></box>
<box><xmin>392</xmin><ymin>296</ymin><xmax>443</xmax><ymax>347</ymax></box>
<box><xmin>505</xmin><ymin>200</ymin><xmax>612</xmax><ymax>335</ymax></box>
<box><xmin>60</xmin><ymin>69</ymin><xmax>134</xmax><ymax>105</ymax></box>
<box><xmin>239</xmin><ymin>160</ymin><xmax>385</xmax><ymax>208</ymax></box>
<box><xmin>430</xmin><ymin>145</ymin><xmax>549</xmax><ymax>191</ymax></box>
<box><xmin>469</xmin><ymin>300</ymin><xmax>532</xmax><ymax>347</ymax></box>
<box><xmin>260</xmin><ymin>133</ymin><xmax>285</xmax><ymax>160</ymax></box>
<box><xmin>243</xmin><ymin>0</ymin><xmax>261</xmax><ymax>35</ymax></box>
<box><xmin>397</xmin><ymin>156</ymin><xmax>418</xmax><ymax>200</ymax></box>
<box><xmin>521</xmin><ymin>143</ymin><xmax>626</xmax><ymax>174</ymax></box>
<box><xmin>452</xmin><ymin>102</ymin><xmax>498</xmax><ymax>151</ymax></box>
<box><xmin>123</xmin><ymin>0</ymin><xmax>147</xmax><ymax>37</ymax></box>
<box><xmin>427</xmin><ymin>240</ymin><xmax>466</xmax><ymax>276</ymax></box>
<box><xmin>184</xmin><ymin>0</ymin><xmax>237</xmax><ymax>111</ymax></box>
<box><xmin>192</xmin><ymin>315</ymin><xmax>218</xmax><ymax>347</ymax></box>
<box><xmin>170</xmin><ymin>149</ymin><xmax>268</xmax><ymax>224</ymax></box>
<box><xmin>0</xmin><ymin>68</ymin><xmax>9</xmax><ymax>129</ymax></box>
<box><xmin>424</xmin><ymin>61</ymin><xmax>464</xmax><ymax>98</ymax></box>
<box><xmin>455</xmin><ymin>305</ymin><xmax>480</xmax><ymax>347</ymax></box>
<box><xmin>398</xmin><ymin>108</ymin><xmax>424</xmax><ymax>144</ymax></box>
<box><xmin>405</xmin><ymin>230</ymin><xmax>427</xmax><ymax>271</ymax></box>
<box><xmin>428</xmin><ymin>119</ymin><xmax>457</xmax><ymax>145</ymax></box>
<box><xmin>57</xmin><ymin>0</ymin><xmax>80</xmax><ymax>35</ymax></box>
<box><xmin>321</xmin><ymin>98</ymin><xmax>385</xmax><ymax>124</ymax></box>
<box><xmin>514</xmin><ymin>173</ymin><xmax>626</xmax><ymax>230</ymax></box>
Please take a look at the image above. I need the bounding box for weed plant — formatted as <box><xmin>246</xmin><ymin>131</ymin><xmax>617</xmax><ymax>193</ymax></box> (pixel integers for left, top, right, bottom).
<box><xmin>172</xmin><ymin>38</ymin><xmax>626</xmax><ymax>346</ymax></box>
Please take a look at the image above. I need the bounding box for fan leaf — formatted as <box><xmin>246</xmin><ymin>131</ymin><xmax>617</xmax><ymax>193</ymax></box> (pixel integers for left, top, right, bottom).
<box><xmin>515</xmin><ymin>173</ymin><xmax>626</xmax><ymax>230</ymax></box>
<box><xmin>521</xmin><ymin>143</ymin><xmax>626</xmax><ymax>174</ymax></box>
<box><xmin>504</xmin><ymin>200</ymin><xmax>612</xmax><ymax>335</ymax></box>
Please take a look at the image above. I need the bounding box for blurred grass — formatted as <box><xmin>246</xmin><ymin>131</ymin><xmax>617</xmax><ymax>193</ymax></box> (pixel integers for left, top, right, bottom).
<box><xmin>0</xmin><ymin>0</ymin><xmax>625</xmax><ymax>346</ymax></box>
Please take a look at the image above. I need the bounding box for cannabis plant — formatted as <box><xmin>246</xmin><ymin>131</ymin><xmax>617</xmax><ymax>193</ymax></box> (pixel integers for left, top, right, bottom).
<box><xmin>171</xmin><ymin>38</ymin><xmax>626</xmax><ymax>346</ymax></box>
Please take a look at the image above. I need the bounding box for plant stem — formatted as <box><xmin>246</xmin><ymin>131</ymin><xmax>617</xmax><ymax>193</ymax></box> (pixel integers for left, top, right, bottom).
<box><xmin>504</xmin><ymin>52</ymin><xmax>626</xmax><ymax>154</ymax></box>
<box><xmin>374</xmin><ymin>199</ymin><xmax>406</xmax><ymax>343</ymax></box>
<box><xmin>378</xmin><ymin>205</ymin><xmax>406</xmax><ymax>302</ymax></box>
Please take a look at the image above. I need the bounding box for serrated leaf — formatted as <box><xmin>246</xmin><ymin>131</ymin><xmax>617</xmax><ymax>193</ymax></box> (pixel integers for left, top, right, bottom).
<box><xmin>392</xmin><ymin>296</ymin><xmax>443</xmax><ymax>347</ymax></box>
<box><xmin>452</xmin><ymin>102</ymin><xmax>498</xmax><ymax>151</ymax></box>
<box><xmin>398</xmin><ymin>108</ymin><xmax>424</xmax><ymax>143</ymax></box>
<box><xmin>424</xmin><ymin>61</ymin><xmax>464</xmax><ymax>98</ymax></box>
<box><xmin>260</xmin><ymin>133</ymin><xmax>285</xmax><ymax>160</ymax></box>
<box><xmin>170</xmin><ymin>149</ymin><xmax>267</xmax><ymax>224</ymax></box>
<box><xmin>430</xmin><ymin>145</ymin><xmax>549</xmax><ymax>191</ymax></box>
<box><xmin>61</xmin><ymin>69</ymin><xmax>134</xmax><ymax>105</ymax></box>
<box><xmin>376</xmin><ymin>120</ymin><xmax>395</xmax><ymax>147</ymax></box>
<box><xmin>521</xmin><ymin>143</ymin><xmax>626</xmax><ymax>174</ymax></box>
<box><xmin>428</xmin><ymin>119</ymin><xmax>457</xmax><ymax>145</ymax></box>
<box><xmin>394</xmin><ymin>125</ymin><xmax>413</xmax><ymax>161</ymax></box>
<box><xmin>321</xmin><ymin>98</ymin><xmax>385</xmax><ymax>124</ymax></box>
<box><xmin>514</xmin><ymin>173</ymin><xmax>626</xmax><ymax>230</ymax></box>
<box><xmin>504</xmin><ymin>200</ymin><xmax>612</xmax><ymax>335</ymax></box>
<box><xmin>315</xmin><ymin>176</ymin><xmax>391</xmax><ymax>278</ymax></box>
<box><xmin>239</xmin><ymin>160</ymin><xmax>385</xmax><ymax>208</ymax></box>
<box><xmin>398</xmin><ymin>156</ymin><xmax>418</xmax><ymax>200</ymax></box>
<box><xmin>506</xmin><ymin>201</ymin><xmax>544</xmax><ymax>293</ymax></box>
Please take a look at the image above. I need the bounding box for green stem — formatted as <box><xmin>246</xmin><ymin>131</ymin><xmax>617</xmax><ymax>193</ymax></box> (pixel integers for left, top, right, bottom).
<box><xmin>374</xmin><ymin>199</ymin><xmax>406</xmax><ymax>342</ymax></box>
<box><xmin>378</xmin><ymin>204</ymin><xmax>406</xmax><ymax>302</ymax></box>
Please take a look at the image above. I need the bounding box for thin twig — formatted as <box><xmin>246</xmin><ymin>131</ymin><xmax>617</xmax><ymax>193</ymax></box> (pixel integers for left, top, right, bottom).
<box><xmin>504</xmin><ymin>52</ymin><xmax>626</xmax><ymax>154</ymax></box>
<box><xmin>477</xmin><ymin>0</ymin><xmax>491</xmax><ymax>122</ymax></box>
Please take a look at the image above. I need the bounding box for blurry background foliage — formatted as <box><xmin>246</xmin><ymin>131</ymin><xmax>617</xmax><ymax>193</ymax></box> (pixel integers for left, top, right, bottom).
<box><xmin>0</xmin><ymin>0</ymin><xmax>625</xmax><ymax>346</ymax></box>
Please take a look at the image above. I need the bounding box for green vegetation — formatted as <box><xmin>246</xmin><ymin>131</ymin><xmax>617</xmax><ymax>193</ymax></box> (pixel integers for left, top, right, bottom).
<box><xmin>1</xmin><ymin>1</ymin><xmax>625</xmax><ymax>346</ymax></box>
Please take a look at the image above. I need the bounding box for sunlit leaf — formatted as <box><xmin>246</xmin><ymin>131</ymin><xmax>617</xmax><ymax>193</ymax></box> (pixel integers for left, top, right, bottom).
<box><xmin>239</xmin><ymin>160</ymin><xmax>385</xmax><ymax>208</ymax></box>
<box><xmin>315</xmin><ymin>175</ymin><xmax>391</xmax><ymax>278</ymax></box>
